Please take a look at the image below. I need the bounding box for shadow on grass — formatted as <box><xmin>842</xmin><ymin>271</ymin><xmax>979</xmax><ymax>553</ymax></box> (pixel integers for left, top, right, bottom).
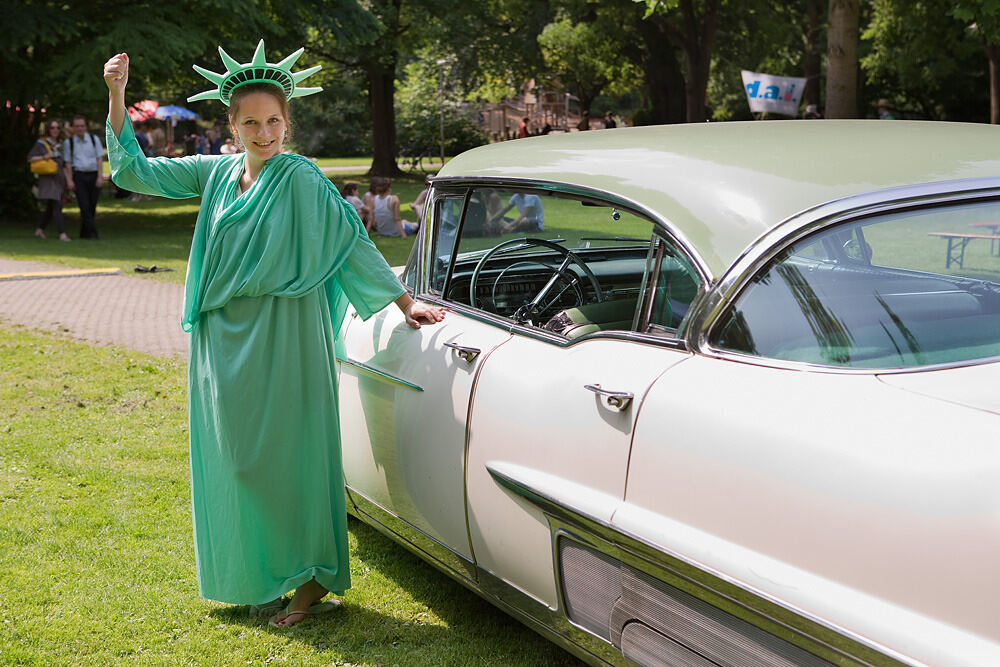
<box><xmin>208</xmin><ymin>517</ymin><xmax>581</xmax><ymax>665</ymax></box>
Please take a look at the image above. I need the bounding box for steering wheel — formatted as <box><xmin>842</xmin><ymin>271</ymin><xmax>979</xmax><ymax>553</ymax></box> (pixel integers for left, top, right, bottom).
<box><xmin>469</xmin><ymin>238</ymin><xmax>604</xmax><ymax>325</ymax></box>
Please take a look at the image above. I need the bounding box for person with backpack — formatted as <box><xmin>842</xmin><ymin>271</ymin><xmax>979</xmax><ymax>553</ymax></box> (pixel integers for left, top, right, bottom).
<box><xmin>64</xmin><ymin>114</ymin><xmax>105</xmax><ymax>239</ymax></box>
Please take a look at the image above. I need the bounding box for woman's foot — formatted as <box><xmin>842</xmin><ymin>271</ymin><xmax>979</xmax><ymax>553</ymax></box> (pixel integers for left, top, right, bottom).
<box><xmin>269</xmin><ymin>579</ymin><xmax>331</xmax><ymax>628</ymax></box>
<box><xmin>58</xmin><ymin>233</ymin><xmax>71</xmax><ymax>242</ymax></box>
<box><xmin>34</xmin><ymin>228</ymin><xmax>46</xmax><ymax>239</ymax></box>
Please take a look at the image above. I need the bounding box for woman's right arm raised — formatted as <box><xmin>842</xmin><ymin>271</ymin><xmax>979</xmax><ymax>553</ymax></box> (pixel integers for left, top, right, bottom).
<box><xmin>104</xmin><ymin>53</ymin><xmax>128</xmax><ymax>139</ymax></box>
<box><xmin>101</xmin><ymin>52</ymin><xmax>206</xmax><ymax>199</ymax></box>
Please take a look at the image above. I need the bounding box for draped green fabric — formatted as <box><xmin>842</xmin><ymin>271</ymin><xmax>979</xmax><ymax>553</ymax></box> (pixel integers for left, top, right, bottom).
<box><xmin>107</xmin><ymin>119</ymin><xmax>404</xmax><ymax>604</ymax></box>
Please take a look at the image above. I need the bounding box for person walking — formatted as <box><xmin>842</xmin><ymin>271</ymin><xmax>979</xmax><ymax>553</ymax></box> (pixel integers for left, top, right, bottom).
<box><xmin>27</xmin><ymin>120</ymin><xmax>71</xmax><ymax>242</ymax></box>
<box><xmin>103</xmin><ymin>44</ymin><xmax>444</xmax><ymax>629</ymax></box>
<box><xmin>64</xmin><ymin>114</ymin><xmax>104</xmax><ymax>239</ymax></box>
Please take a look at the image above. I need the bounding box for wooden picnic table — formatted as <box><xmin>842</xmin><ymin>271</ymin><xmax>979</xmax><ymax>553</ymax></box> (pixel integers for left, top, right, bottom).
<box><xmin>928</xmin><ymin>231</ymin><xmax>1000</xmax><ymax>269</ymax></box>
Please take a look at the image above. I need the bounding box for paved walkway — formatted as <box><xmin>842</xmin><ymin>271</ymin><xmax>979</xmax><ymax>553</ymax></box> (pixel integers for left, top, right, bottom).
<box><xmin>0</xmin><ymin>258</ymin><xmax>187</xmax><ymax>358</ymax></box>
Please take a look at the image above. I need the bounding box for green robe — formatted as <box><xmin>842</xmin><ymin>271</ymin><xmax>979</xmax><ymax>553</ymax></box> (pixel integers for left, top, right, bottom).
<box><xmin>106</xmin><ymin>119</ymin><xmax>404</xmax><ymax>604</ymax></box>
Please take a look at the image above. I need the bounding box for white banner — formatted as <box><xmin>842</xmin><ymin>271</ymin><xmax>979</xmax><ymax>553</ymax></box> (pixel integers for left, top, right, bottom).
<box><xmin>741</xmin><ymin>70</ymin><xmax>807</xmax><ymax>117</ymax></box>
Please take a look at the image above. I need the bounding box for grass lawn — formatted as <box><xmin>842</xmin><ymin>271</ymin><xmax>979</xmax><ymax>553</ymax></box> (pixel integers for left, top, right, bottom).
<box><xmin>1</xmin><ymin>170</ymin><xmax>426</xmax><ymax>281</ymax></box>
<box><xmin>0</xmin><ymin>325</ymin><xmax>579</xmax><ymax>666</ymax></box>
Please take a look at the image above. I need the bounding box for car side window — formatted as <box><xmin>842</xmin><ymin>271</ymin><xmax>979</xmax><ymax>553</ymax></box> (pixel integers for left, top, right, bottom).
<box><xmin>428</xmin><ymin>194</ymin><xmax>465</xmax><ymax>295</ymax></box>
<box><xmin>710</xmin><ymin>201</ymin><xmax>1000</xmax><ymax>368</ymax></box>
<box><xmin>430</xmin><ymin>185</ymin><xmax>664</xmax><ymax>339</ymax></box>
<box><xmin>640</xmin><ymin>236</ymin><xmax>701</xmax><ymax>335</ymax></box>
<box><xmin>400</xmin><ymin>233</ymin><xmax>419</xmax><ymax>290</ymax></box>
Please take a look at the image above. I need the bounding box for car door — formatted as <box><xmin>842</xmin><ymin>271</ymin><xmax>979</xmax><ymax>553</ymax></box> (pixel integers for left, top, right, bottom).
<box><xmin>443</xmin><ymin>187</ymin><xmax>703</xmax><ymax>607</ymax></box>
<box><xmin>339</xmin><ymin>196</ymin><xmax>512</xmax><ymax>577</ymax></box>
<box><xmin>465</xmin><ymin>335</ymin><xmax>689</xmax><ymax>605</ymax></box>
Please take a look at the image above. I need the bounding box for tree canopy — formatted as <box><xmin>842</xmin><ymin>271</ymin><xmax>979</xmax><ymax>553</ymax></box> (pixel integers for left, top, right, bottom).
<box><xmin>4</xmin><ymin>0</ymin><xmax>1000</xmax><ymax>216</ymax></box>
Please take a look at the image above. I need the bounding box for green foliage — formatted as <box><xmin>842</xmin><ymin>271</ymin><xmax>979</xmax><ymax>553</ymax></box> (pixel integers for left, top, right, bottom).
<box><xmin>953</xmin><ymin>0</ymin><xmax>1000</xmax><ymax>37</ymax></box>
<box><xmin>0</xmin><ymin>0</ymin><xmax>366</xmax><ymax>214</ymax></box>
<box><xmin>635</xmin><ymin>0</ymin><xmax>681</xmax><ymax>18</ymax></box>
<box><xmin>395</xmin><ymin>54</ymin><xmax>487</xmax><ymax>158</ymax></box>
<box><xmin>287</xmin><ymin>70</ymin><xmax>372</xmax><ymax>158</ymax></box>
<box><xmin>439</xmin><ymin>0</ymin><xmax>553</xmax><ymax>101</ymax></box>
<box><xmin>707</xmin><ymin>1</ymin><xmax>817</xmax><ymax>121</ymax></box>
<box><xmin>538</xmin><ymin>16</ymin><xmax>643</xmax><ymax>112</ymax></box>
<box><xmin>863</xmin><ymin>0</ymin><xmax>989</xmax><ymax>120</ymax></box>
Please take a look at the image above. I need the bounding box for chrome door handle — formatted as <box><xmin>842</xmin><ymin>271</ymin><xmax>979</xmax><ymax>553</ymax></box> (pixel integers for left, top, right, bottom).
<box><xmin>444</xmin><ymin>342</ymin><xmax>481</xmax><ymax>362</ymax></box>
<box><xmin>584</xmin><ymin>383</ymin><xmax>633</xmax><ymax>411</ymax></box>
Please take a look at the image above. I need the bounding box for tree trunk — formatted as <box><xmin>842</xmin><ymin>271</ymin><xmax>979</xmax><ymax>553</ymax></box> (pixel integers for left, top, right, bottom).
<box><xmin>634</xmin><ymin>16</ymin><xmax>687</xmax><ymax>124</ymax></box>
<box><xmin>366</xmin><ymin>0</ymin><xmax>404</xmax><ymax>177</ymax></box>
<box><xmin>803</xmin><ymin>0</ymin><xmax>823</xmax><ymax>108</ymax></box>
<box><xmin>988</xmin><ymin>44</ymin><xmax>1000</xmax><ymax>124</ymax></box>
<box><xmin>367</xmin><ymin>58</ymin><xmax>402</xmax><ymax>177</ymax></box>
<box><xmin>825</xmin><ymin>0</ymin><xmax>859</xmax><ymax>119</ymax></box>
<box><xmin>679</xmin><ymin>0</ymin><xmax>719</xmax><ymax>123</ymax></box>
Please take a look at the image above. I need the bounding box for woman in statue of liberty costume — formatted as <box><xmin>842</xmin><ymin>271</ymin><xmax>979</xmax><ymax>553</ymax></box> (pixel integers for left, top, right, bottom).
<box><xmin>102</xmin><ymin>44</ymin><xmax>444</xmax><ymax>628</ymax></box>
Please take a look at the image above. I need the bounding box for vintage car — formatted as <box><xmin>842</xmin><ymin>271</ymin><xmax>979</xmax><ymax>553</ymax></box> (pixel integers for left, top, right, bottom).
<box><xmin>337</xmin><ymin>121</ymin><xmax>1000</xmax><ymax>667</ymax></box>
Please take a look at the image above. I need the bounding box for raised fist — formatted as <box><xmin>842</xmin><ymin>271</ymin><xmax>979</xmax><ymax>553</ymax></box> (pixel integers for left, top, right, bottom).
<box><xmin>103</xmin><ymin>53</ymin><xmax>129</xmax><ymax>95</ymax></box>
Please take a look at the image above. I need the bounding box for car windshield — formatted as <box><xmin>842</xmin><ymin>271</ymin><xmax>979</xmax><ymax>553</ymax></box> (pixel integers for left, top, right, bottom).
<box><xmin>712</xmin><ymin>199</ymin><xmax>1000</xmax><ymax>369</ymax></box>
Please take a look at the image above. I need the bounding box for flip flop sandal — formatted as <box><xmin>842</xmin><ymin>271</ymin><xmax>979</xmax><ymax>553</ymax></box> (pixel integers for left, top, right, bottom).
<box><xmin>249</xmin><ymin>597</ymin><xmax>287</xmax><ymax>618</ymax></box>
<box><xmin>268</xmin><ymin>599</ymin><xmax>342</xmax><ymax>629</ymax></box>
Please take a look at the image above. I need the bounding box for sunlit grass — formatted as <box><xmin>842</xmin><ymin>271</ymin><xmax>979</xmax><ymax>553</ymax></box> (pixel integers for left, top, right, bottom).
<box><xmin>0</xmin><ymin>326</ymin><xmax>579</xmax><ymax>666</ymax></box>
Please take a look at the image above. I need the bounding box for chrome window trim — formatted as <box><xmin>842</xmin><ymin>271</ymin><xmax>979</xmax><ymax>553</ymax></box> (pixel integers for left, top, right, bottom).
<box><xmin>400</xmin><ymin>218</ymin><xmax>423</xmax><ymax>289</ymax></box>
<box><xmin>488</xmin><ymin>464</ymin><xmax>914</xmax><ymax>667</ymax></box>
<box><xmin>688</xmin><ymin>181</ymin><xmax>1000</xmax><ymax>373</ymax></box>
<box><xmin>417</xmin><ymin>191</ymin><xmax>438</xmax><ymax>294</ymax></box>
<box><xmin>440</xmin><ymin>189</ymin><xmax>475</xmax><ymax>301</ymax></box>
<box><xmin>635</xmin><ymin>236</ymin><xmax>665</xmax><ymax>333</ymax></box>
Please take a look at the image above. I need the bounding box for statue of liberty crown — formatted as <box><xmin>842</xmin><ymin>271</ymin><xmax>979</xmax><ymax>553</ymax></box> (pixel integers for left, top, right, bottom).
<box><xmin>187</xmin><ymin>39</ymin><xmax>322</xmax><ymax>105</ymax></box>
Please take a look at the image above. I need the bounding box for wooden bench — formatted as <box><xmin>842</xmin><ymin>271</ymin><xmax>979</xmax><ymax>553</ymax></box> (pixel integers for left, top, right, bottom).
<box><xmin>969</xmin><ymin>222</ymin><xmax>1000</xmax><ymax>255</ymax></box>
<box><xmin>928</xmin><ymin>231</ymin><xmax>1000</xmax><ymax>269</ymax></box>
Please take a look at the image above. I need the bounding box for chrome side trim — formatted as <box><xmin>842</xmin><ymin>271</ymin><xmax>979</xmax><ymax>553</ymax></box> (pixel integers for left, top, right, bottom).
<box><xmin>335</xmin><ymin>356</ymin><xmax>424</xmax><ymax>392</ymax></box>
<box><xmin>345</xmin><ymin>486</ymin><xmax>625</xmax><ymax>666</ymax></box>
<box><xmin>487</xmin><ymin>465</ymin><xmax>912</xmax><ymax>667</ymax></box>
<box><xmin>347</xmin><ymin>486</ymin><xmax>476</xmax><ymax>581</ymax></box>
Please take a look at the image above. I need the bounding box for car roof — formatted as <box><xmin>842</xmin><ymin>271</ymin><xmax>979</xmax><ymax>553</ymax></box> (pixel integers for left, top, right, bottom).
<box><xmin>437</xmin><ymin>120</ymin><xmax>1000</xmax><ymax>279</ymax></box>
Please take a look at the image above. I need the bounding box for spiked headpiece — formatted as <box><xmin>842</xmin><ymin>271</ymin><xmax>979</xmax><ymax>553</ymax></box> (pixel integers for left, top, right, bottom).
<box><xmin>187</xmin><ymin>39</ymin><xmax>322</xmax><ymax>105</ymax></box>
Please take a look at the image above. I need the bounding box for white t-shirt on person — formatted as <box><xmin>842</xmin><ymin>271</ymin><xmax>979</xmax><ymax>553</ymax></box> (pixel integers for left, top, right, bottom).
<box><xmin>67</xmin><ymin>133</ymin><xmax>104</xmax><ymax>172</ymax></box>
